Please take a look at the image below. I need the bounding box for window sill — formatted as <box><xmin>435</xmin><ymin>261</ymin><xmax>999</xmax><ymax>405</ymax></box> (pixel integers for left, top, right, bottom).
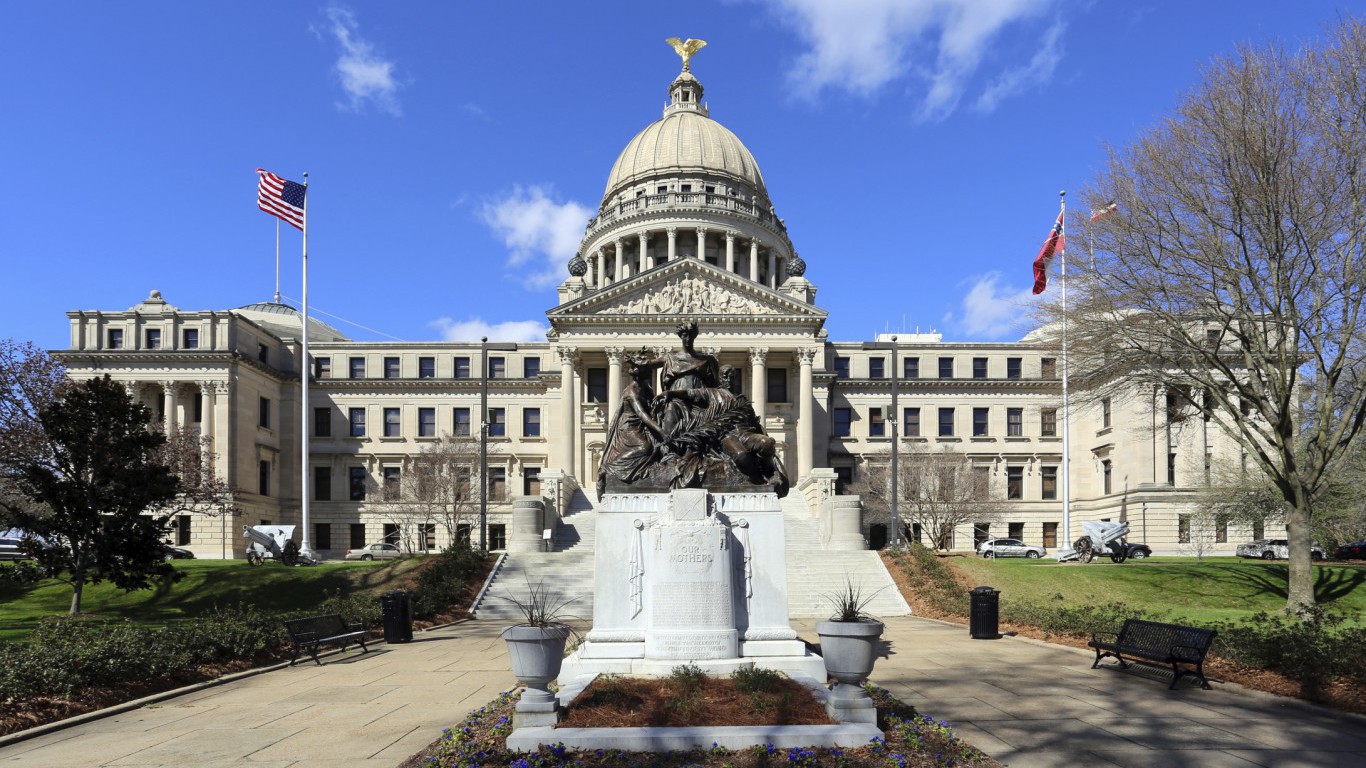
<box><xmin>867</xmin><ymin>435</ymin><xmax>890</xmax><ymax>442</ymax></box>
<box><xmin>1038</xmin><ymin>436</ymin><xmax>1061</xmax><ymax>442</ymax></box>
<box><xmin>970</xmin><ymin>436</ymin><xmax>996</xmax><ymax>442</ymax></box>
<box><xmin>521</xmin><ymin>436</ymin><xmax>546</xmax><ymax>442</ymax></box>
<box><xmin>1097</xmin><ymin>426</ymin><xmax>1113</xmax><ymax>437</ymax></box>
<box><xmin>1004</xmin><ymin>436</ymin><xmax>1030</xmax><ymax>442</ymax></box>
<box><xmin>415</xmin><ymin>436</ymin><xmax>439</xmax><ymax>442</ymax></box>
<box><xmin>379</xmin><ymin>436</ymin><xmax>405</xmax><ymax>442</ymax></box>
<box><xmin>937</xmin><ymin>436</ymin><xmax>962</xmax><ymax>442</ymax></box>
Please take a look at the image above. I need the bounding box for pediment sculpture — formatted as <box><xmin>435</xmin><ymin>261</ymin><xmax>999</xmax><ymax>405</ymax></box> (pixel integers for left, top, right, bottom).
<box><xmin>596</xmin><ymin>276</ymin><xmax>776</xmax><ymax>316</ymax></box>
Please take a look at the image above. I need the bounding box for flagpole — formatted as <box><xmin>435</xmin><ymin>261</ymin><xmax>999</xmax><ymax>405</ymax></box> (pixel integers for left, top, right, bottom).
<box><xmin>299</xmin><ymin>172</ymin><xmax>314</xmax><ymax>563</ymax></box>
<box><xmin>274</xmin><ymin>219</ymin><xmax>282</xmax><ymax>304</ymax></box>
<box><xmin>1059</xmin><ymin>190</ymin><xmax>1072</xmax><ymax>554</ymax></box>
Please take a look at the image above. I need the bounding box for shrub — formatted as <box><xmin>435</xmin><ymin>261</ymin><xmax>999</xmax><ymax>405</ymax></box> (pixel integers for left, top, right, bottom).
<box><xmin>1208</xmin><ymin>607</ymin><xmax>1366</xmax><ymax>686</ymax></box>
<box><xmin>411</xmin><ymin>544</ymin><xmax>487</xmax><ymax>619</ymax></box>
<box><xmin>317</xmin><ymin>589</ymin><xmax>382</xmax><ymax>627</ymax></box>
<box><xmin>888</xmin><ymin>544</ymin><xmax>968</xmax><ymax>616</ymax></box>
<box><xmin>1003</xmin><ymin>599</ymin><xmax>1160</xmax><ymax>639</ymax></box>
<box><xmin>732</xmin><ymin>663</ymin><xmax>784</xmax><ymax>694</ymax></box>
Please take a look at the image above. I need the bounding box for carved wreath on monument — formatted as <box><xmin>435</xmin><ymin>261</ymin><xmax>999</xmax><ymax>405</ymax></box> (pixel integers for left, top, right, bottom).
<box><xmin>596</xmin><ymin>322</ymin><xmax>790</xmax><ymax>498</ymax></box>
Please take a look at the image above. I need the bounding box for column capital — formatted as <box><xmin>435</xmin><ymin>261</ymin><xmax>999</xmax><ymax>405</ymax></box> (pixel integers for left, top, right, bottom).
<box><xmin>725</xmin><ymin>230</ymin><xmax>737</xmax><ymax>241</ymax></box>
<box><xmin>637</xmin><ymin>232</ymin><xmax>649</xmax><ymax>243</ymax></box>
<box><xmin>556</xmin><ymin>346</ymin><xmax>580</xmax><ymax>365</ymax></box>
<box><xmin>796</xmin><ymin>347</ymin><xmax>818</xmax><ymax>365</ymax></box>
<box><xmin>159</xmin><ymin>380</ymin><xmax>179</xmax><ymax>393</ymax></box>
<box><xmin>695</xmin><ymin>226</ymin><xmax>709</xmax><ymax>236</ymax></box>
<box><xmin>605</xmin><ymin>347</ymin><xmax>626</xmax><ymax>363</ymax></box>
<box><xmin>614</xmin><ymin>237</ymin><xmax>624</xmax><ymax>248</ymax></box>
<box><xmin>197</xmin><ymin>380</ymin><xmax>216</xmax><ymax>394</ymax></box>
<box><xmin>751</xmin><ymin>237</ymin><xmax>763</xmax><ymax>248</ymax></box>
<box><xmin>700</xmin><ymin>346</ymin><xmax>721</xmax><ymax>356</ymax></box>
<box><xmin>666</xmin><ymin>227</ymin><xmax>678</xmax><ymax>238</ymax></box>
<box><xmin>748</xmin><ymin>347</ymin><xmax>769</xmax><ymax>365</ymax></box>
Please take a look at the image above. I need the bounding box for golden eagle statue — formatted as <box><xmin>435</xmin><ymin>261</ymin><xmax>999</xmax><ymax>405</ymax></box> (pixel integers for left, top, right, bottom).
<box><xmin>665</xmin><ymin>37</ymin><xmax>707</xmax><ymax>72</ymax></box>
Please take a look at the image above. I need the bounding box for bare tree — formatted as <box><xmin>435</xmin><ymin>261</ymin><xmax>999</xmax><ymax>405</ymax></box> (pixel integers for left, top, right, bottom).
<box><xmin>387</xmin><ymin>434</ymin><xmax>486</xmax><ymax>551</ymax></box>
<box><xmin>1057</xmin><ymin>20</ymin><xmax>1366</xmax><ymax>612</ymax></box>
<box><xmin>151</xmin><ymin>427</ymin><xmax>238</xmax><ymax>556</ymax></box>
<box><xmin>855</xmin><ymin>446</ymin><xmax>1005</xmax><ymax>551</ymax></box>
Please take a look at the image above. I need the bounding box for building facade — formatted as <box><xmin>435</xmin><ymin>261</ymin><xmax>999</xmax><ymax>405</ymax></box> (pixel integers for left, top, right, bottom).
<box><xmin>56</xmin><ymin>63</ymin><xmax>1269</xmax><ymax>558</ymax></box>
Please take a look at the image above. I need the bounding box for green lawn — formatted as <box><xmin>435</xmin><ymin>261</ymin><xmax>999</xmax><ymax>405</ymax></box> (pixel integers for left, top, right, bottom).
<box><xmin>0</xmin><ymin>558</ymin><xmax>425</xmax><ymax>643</ymax></box>
<box><xmin>950</xmin><ymin>555</ymin><xmax>1366</xmax><ymax>627</ymax></box>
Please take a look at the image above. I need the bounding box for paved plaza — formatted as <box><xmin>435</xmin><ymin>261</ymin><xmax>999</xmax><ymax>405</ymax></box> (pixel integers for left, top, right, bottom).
<box><xmin>2</xmin><ymin>616</ymin><xmax>1364</xmax><ymax>767</ymax></box>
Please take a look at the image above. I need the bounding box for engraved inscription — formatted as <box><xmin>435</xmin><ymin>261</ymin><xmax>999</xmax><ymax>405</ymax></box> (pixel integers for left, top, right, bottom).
<box><xmin>652</xmin><ymin>582</ymin><xmax>730</xmax><ymax>626</ymax></box>
<box><xmin>648</xmin><ymin>632</ymin><xmax>735</xmax><ymax>659</ymax></box>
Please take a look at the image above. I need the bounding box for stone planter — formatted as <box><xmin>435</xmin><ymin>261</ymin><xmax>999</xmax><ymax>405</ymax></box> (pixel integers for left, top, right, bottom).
<box><xmin>503</xmin><ymin>624</ymin><xmax>572</xmax><ymax>727</ymax></box>
<box><xmin>816</xmin><ymin>619</ymin><xmax>884</xmax><ymax>724</ymax></box>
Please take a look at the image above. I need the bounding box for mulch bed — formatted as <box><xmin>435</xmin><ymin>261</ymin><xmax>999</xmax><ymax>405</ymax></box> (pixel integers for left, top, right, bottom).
<box><xmin>558</xmin><ymin>674</ymin><xmax>831</xmax><ymax>728</ymax></box>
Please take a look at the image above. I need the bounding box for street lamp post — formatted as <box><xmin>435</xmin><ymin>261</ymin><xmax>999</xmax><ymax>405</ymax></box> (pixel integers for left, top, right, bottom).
<box><xmin>889</xmin><ymin>335</ymin><xmax>899</xmax><ymax>549</ymax></box>
<box><xmin>479</xmin><ymin>337</ymin><xmax>489</xmax><ymax>552</ymax></box>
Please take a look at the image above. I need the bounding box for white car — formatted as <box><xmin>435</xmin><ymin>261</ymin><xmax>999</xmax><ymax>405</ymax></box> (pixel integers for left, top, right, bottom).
<box><xmin>344</xmin><ymin>543</ymin><xmax>402</xmax><ymax>561</ymax></box>
<box><xmin>978</xmin><ymin>538</ymin><xmax>1047</xmax><ymax>559</ymax></box>
<box><xmin>0</xmin><ymin>536</ymin><xmax>29</xmax><ymax>561</ymax></box>
<box><xmin>1236</xmin><ymin>539</ymin><xmax>1325</xmax><ymax>561</ymax></box>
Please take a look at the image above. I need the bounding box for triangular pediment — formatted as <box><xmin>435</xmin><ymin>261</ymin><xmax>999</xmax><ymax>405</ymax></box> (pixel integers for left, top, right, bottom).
<box><xmin>548</xmin><ymin>259</ymin><xmax>826</xmax><ymax>326</ymax></box>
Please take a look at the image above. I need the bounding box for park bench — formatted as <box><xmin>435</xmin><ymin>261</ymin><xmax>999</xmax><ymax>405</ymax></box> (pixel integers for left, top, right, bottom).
<box><xmin>1088</xmin><ymin>618</ymin><xmax>1217</xmax><ymax>690</ymax></box>
<box><xmin>283</xmin><ymin>614</ymin><xmax>370</xmax><ymax>666</ymax></box>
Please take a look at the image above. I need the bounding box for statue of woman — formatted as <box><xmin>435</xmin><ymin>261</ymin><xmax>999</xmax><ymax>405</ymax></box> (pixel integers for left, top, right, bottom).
<box><xmin>596</xmin><ymin>354</ymin><xmax>666</xmax><ymax>497</ymax></box>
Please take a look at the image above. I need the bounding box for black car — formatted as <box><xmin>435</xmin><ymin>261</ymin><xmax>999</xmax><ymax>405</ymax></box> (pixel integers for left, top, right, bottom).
<box><xmin>162</xmin><ymin>544</ymin><xmax>195</xmax><ymax>560</ymax></box>
<box><xmin>1334</xmin><ymin>541</ymin><xmax>1366</xmax><ymax>560</ymax></box>
<box><xmin>1120</xmin><ymin>542</ymin><xmax>1152</xmax><ymax>559</ymax></box>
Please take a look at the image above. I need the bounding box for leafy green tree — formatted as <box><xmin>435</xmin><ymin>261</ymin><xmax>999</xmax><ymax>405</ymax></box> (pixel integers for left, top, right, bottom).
<box><xmin>4</xmin><ymin>375</ymin><xmax>180</xmax><ymax>614</ymax></box>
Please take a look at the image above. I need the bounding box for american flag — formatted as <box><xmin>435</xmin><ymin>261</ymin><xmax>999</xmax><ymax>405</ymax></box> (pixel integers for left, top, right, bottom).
<box><xmin>256</xmin><ymin>169</ymin><xmax>305</xmax><ymax>230</ymax></box>
<box><xmin>1032</xmin><ymin>210</ymin><xmax>1065</xmax><ymax>295</ymax></box>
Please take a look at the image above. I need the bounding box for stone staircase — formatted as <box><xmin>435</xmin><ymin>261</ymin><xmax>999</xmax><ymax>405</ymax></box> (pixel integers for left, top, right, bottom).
<box><xmin>780</xmin><ymin>493</ymin><xmax>911</xmax><ymax>619</ymax></box>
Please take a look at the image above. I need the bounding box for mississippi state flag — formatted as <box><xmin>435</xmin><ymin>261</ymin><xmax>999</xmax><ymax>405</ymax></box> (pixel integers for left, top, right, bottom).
<box><xmin>1032</xmin><ymin>210</ymin><xmax>1065</xmax><ymax>295</ymax></box>
<box><xmin>256</xmin><ymin>169</ymin><xmax>306</xmax><ymax>230</ymax></box>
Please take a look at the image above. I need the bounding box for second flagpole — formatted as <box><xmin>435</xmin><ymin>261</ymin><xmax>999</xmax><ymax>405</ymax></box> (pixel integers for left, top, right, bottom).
<box><xmin>299</xmin><ymin>172</ymin><xmax>313</xmax><ymax>562</ymax></box>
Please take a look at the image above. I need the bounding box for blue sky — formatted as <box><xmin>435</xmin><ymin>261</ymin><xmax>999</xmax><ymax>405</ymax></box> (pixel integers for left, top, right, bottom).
<box><xmin>4</xmin><ymin>1</ymin><xmax>1363</xmax><ymax>350</ymax></box>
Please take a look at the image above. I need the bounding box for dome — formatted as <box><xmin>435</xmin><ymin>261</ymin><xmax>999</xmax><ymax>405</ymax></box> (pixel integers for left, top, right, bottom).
<box><xmin>601</xmin><ymin>73</ymin><xmax>768</xmax><ymax>205</ymax></box>
<box><xmin>233</xmin><ymin>302</ymin><xmax>349</xmax><ymax>342</ymax></box>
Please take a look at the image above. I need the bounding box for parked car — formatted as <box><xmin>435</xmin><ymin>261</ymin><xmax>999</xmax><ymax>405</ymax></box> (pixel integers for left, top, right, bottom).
<box><xmin>1236</xmin><ymin>539</ymin><xmax>1325</xmax><ymax>560</ymax></box>
<box><xmin>162</xmin><ymin>544</ymin><xmax>195</xmax><ymax>560</ymax></box>
<box><xmin>978</xmin><ymin>538</ymin><xmax>1047</xmax><ymax>559</ymax></box>
<box><xmin>344</xmin><ymin>543</ymin><xmax>402</xmax><ymax>561</ymax></box>
<box><xmin>0</xmin><ymin>536</ymin><xmax>30</xmax><ymax>561</ymax></box>
<box><xmin>1333</xmin><ymin>541</ymin><xmax>1366</xmax><ymax>560</ymax></box>
<box><xmin>1118</xmin><ymin>542</ymin><xmax>1153</xmax><ymax>559</ymax></box>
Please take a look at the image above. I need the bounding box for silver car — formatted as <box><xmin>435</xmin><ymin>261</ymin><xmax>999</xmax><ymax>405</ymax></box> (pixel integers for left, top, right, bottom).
<box><xmin>1236</xmin><ymin>539</ymin><xmax>1325</xmax><ymax>560</ymax></box>
<box><xmin>978</xmin><ymin>538</ymin><xmax>1047</xmax><ymax>559</ymax></box>
<box><xmin>344</xmin><ymin>543</ymin><xmax>402</xmax><ymax>561</ymax></box>
<box><xmin>0</xmin><ymin>536</ymin><xmax>29</xmax><ymax>561</ymax></box>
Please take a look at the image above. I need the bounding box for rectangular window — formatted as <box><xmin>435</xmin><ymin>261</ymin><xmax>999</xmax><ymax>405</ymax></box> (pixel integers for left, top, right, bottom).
<box><xmin>454</xmin><ymin>356</ymin><xmax>471</xmax><ymax>378</ymax></box>
<box><xmin>488</xmin><ymin>524</ymin><xmax>507</xmax><ymax>550</ymax></box>
<box><xmin>904</xmin><ymin>407</ymin><xmax>920</xmax><ymax>437</ymax></box>
<box><xmin>938</xmin><ymin>407</ymin><xmax>955</xmax><ymax>437</ymax></box>
<box><xmin>524</xmin><ymin>467</ymin><xmax>542</xmax><ymax>496</ymax></box>
<box><xmin>912</xmin><ymin>522</ymin><xmax>923</xmax><ymax>544</ymax></box>
<box><xmin>384</xmin><ymin>357</ymin><xmax>400</xmax><ymax>379</ymax></box>
<box><xmin>314</xmin><ymin>523</ymin><xmax>332</xmax><ymax>551</ymax></box>
<box><xmin>418</xmin><ymin>356</ymin><xmax>435</xmax><ymax>379</ymax></box>
<box><xmin>383</xmin><ymin>407</ymin><xmax>400</xmax><ymax>437</ymax></box>
<box><xmin>383</xmin><ymin>523</ymin><xmax>400</xmax><ymax>545</ymax></box>
<box><xmin>193</xmin><ymin>394</ymin><xmax>203</xmax><ymax>423</ymax></box>
<box><xmin>420</xmin><ymin>523</ymin><xmax>437</xmax><ymax>552</ymax></box>
<box><xmin>869</xmin><ymin>358</ymin><xmax>885</xmax><ymax>379</ymax></box>
<box><xmin>349</xmin><ymin>467</ymin><xmax>367</xmax><ymax>501</ymax></box>
<box><xmin>258</xmin><ymin>460</ymin><xmax>270</xmax><ymax>496</ymax></box>
<box><xmin>1006</xmin><ymin>357</ymin><xmax>1022</xmax><ymax>380</ymax></box>
<box><xmin>145</xmin><ymin>329</ymin><xmax>162</xmax><ymax>349</ymax></box>
<box><xmin>1168</xmin><ymin>453</ymin><xmax>1177</xmax><ymax>485</ymax></box>
<box><xmin>1215</xmin><ymin>521</ymin><xmax>1227</xmax><ymax>543</ymax></box>
<box><xmin>1041</xmin><ymin>357</ymin><xmax>1057</xmax><ymax>379</ymax></box>
<box><xmin>258</xmin><ymin>397</ymin><xmax>270</xmax><ymax>429</ymax></box>
<box><xmin>972</xmin><ymin>407</ymin><xmax>989</xmax><ymax>437</ymax></box>
<box><xmin>1007</xmin><ymin>466</ymin><xmax>1023</xmax><ymax>500</ymax></box>
<box><xmin>314</xmin><ymin>407</ymin><xmax>331</xmax><ymax>437</ymax></box>
<box><xmin>904</xmin><ymin>357</ymin><xmax>919</xmax><ymax>379</ymax></box>
<box><xmin>182</xmin><ymin>328</ymin><xmax>199</xmax><ymax>349</ymax></box>
<box><xmin>455</xmin><ymin>524</ymin><xmax>472</xmax><ymax>546</ymax></box>
<box><xmin>833</xmin><ymin>407</ymin><xmax>852</xmax><ymax>437</ymax></box>
<box><xmin>1008</xmin><ymin>522</ymin><xmax>1024</xmax><ymax>540</ymax></box>
<box><xmin>489</xmin><ymin>468</ymin><xmax>507</xmax><ymax>501</ymax></box>
<box><xmin>315</xmin><ymin>357</ymin><xmax>331</xmax><ymax>379</ymax></box>
<box><xmin>1007</xmin><ymin>408</ymin><xmax>1023</xmax><ymax>437</ymax></box>
<box><xmin>973</xmin><ymin>465</ymin><xmax>990</xmax><ymax>495</ymax></box>
<box><xmin>107</xmin><ymin>328</ymin><xmax>124</xmax><ymax>349</ymax></box>
<box><xmin>454</xmin><ymin>407</ymin><xmax>471</xmax><ymax>437</ymax></box>
<box><xmin>1253</xmin><ymin>520</ymin><xmax>1264</xmax><ymax>540</ymax></box>
<box><xmin>488</xmin><ymin>357</ymin><xmax>506</xmax><ymax>379</ymax></box>
<box><xmin>176</xmin><ymin>515</ymin><xmax>191</xmax><ymax>546</ymax></box>
<box><xmin>1101</xmin><ymin>397</ymin><xmax>1112</xmax><ymax>429</ymax></box>
<box><xmin>834</xmin><ymin>466</ymin><xmax>853</xmax><ymax>494</ymax></box>
<box><xmin>1043</xmin><ymin>522</ymin><xmax>1058</xmax><ymax>548</ymax></box>
<box><xmin>938</xmin><ymin>357</ymin><xmax>954</xmax><ymax>379</ymax></box>
<box><xmin>349</xmin><ymin>356</ymin><xmax>366</xmax><ymax>378</ymax></box>
<box><xmin>1041</xmin><ymin>466</ymin><xmax>1058</xmax><ymax>500</ymax></box>
<box><xmin>314</xmin><ymin>466</ymin><xmax>331</xmax><ymax>501</ymax></box>
<box><xmin>834</xmin><ymin>357</ymin><xmax>850</xmax><ymax>379</ymax></box>
<box><xmin>418</xmin><ymin>407</ymin><xmax>436</xmax><ymax>437</ymax></box>
<box><xmin>258</xmin><ymin>343</ymin><xmax>268</xmax><ymax>364</ymax></box>
<box><xmin>488</xmin><ymin>407</ymin><xmax>506</xmax><ymax>437</ymax></box>
<box><xmin>1041</xmin><ymin>408</ymin><xmax>1058</xmax><ymax>437</ymax></box>
<box><xmin>974</xmin><ymin>523</ymin><xmax>991</xmax><ymax>548</ymax></box>
<box><xmin>524</xmin><ymin>357</ymin><xmax>541</xmax><ymax>378</ymax></box>
<box><xmin>1178</xmin><ymin>514</ymin><xmax>1191</xmax><ymax>543</ymax></box>
<box><xmin>1102</xmin><ymin>459</ymin><xmax>1113</xmax><ymax>495</ymax></box>
<box><xmin>523</xmin><ymin>407</ymin><xmax>541</xmax><ymax>437</ymax></box>
<box><xmin>868</xmin><ymin>407</ymin><xmax>885</xmax><ymax>437</ymax></box>
<box><xmin>587</xmin><ymin>368</ymin><xmax>608</xmax><ymax>403</ymax></box>
<box><xmin>349</xmin><ymin>408</ymin><xmax>366</xmax><ymax>437</ymax></box>
<box><xmin>972</xmin><ymin>357</ymin><xmax>987</xmax><ymax>379</ymax></box>
<box><xmin>382</xmin><ymin>466</ymin><xmax>401</xmax><ymax>501</ymax></box>
<box><xmin>350</xmin><ymin>523</ymin><xmax>367</xmax><ymax>549</ymax></box>
<box><xmin>767</xmin><ymin>368</ymin><xmax>788</xmax><ymax>403</ymax></box>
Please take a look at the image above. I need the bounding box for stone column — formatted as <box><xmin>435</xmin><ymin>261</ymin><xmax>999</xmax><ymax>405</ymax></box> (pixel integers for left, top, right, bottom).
<box><xmin>749</xmin><ymin>347</ymin><xmax>768</xmax><ymax>425</ymax></box>
<box><xmin>594</xmin><ymin>249</ymin><xmax>604</xmax><ymax>288</ymax></box>
<box><xmin>614</xmin><ymin>239</ymin><xmax>625</xmax><ymax>281</ymax></box>
<box><xmin>606</xmin><ymin>347</ymin><xmax>625</xmax><ymax>414</ymax></box>
<box><xmin>695</xmin><ymin>227</ymin><xmax>707</xmax><ymax>260</ymax></box>
<box><xmin>161</xmin><ymin>381</ymin><xmax>178</xmax><ymax>433</ymax></box>
<box><xmin>638</xmin><ymin>232</ymin><xmax>650</xmax><ymax>270</ymax></box>
<box><xmin>211</xmin><ymin>382</ymin><xmax>230</xmax><ymax>481</ymax></box>
<box><xmin>667</xmin><ymin>227</ymin><xmax>677</xmax><ymax>262</ymax></box>
<box><xmin>768</xmin><ymin>250</ymin><xmax>777</xmax><ymax>289</ymax></box>
<box><xmin>557</xmin><ymin>347</ymin><xmax>578</xmax><ymax>476</ymax></box>
<box><xmin>796</xmin><ymin>348</ymin><xmax>816</xmax><ymax>479</ymax></box>
<box><xmin>749</xmin><ymin>239</ymin><xmax>760</xmax><ymax>283</ymax></box>
<box><xmin>725</xmin><ymin>231</ymin><xmax>736</xmax><ymax>273</ymax></box>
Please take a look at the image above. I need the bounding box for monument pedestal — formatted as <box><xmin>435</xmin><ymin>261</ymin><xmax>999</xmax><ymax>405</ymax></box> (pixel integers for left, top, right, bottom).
<box><xmin>559</xmin><ymin>488</ymin><xmax>824</xmax><ymax>683</ymax></box>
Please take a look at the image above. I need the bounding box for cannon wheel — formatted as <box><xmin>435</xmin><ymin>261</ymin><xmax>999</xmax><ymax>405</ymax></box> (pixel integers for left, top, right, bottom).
<box><xmin>281</xmin><ymin>540</ymin><xmax>300</xmax><ymax>567</ymax></box>
<box><xmin>246</xmin><ymin>550</ymin><xmax>264</xmax><ymax>566</ymax></box>
<box><xmin>1073</xmin><ymin>537</ymin><xmax>1094</xmax><ymax>564</ymax></box>
<box><xmin>1109</xmin><ymin>549</ymin><xmax>1129</xmax><ymax>564</ymax></box>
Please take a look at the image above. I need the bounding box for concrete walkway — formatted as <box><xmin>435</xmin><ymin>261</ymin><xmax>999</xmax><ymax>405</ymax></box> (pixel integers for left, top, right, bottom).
<box><xmin>2</xmin><ymin>616</ymin><xmax>1365</xmax><ymax>767</ymax></box>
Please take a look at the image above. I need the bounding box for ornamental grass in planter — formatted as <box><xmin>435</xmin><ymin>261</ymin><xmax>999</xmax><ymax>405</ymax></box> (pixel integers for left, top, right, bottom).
<box><xmin>497</xmin><ymin>578</ymin><xmax>581</xmax><ymax>728</ymax></box>
<box><xmin>816</xmin><ymin>579</ymin><xmax>887</xmax><ymax>724</ymax></box>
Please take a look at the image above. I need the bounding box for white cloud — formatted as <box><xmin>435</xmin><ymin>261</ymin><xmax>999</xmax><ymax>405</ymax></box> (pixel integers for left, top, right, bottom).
<box><xmin>974</xmin><ymin>20</ymin><xmax>1065</xmax><ymax>113</ymax></box>
<box><xmin>319</xmin><ymin>6</ymin><xmax>402</xmax><ymax>116</ymax></box>
<box><xmin>480</xmin><ymin>186</ymin><xmax>592</xmax><ymax>289</ymax></box>
<box><xmin>769</xmin><ymin>0</ymin><xmax>1060</xmax><ymax>120</ymax></box>
<box><xmin>950</xmin><ymin>272</ymin><xmax>1037</xmax><ymax>339</ymax></box>
<box><xmin>429</xmin><ymin>317</ymin><xmax>548</xmax><ymax>343</ymax></box>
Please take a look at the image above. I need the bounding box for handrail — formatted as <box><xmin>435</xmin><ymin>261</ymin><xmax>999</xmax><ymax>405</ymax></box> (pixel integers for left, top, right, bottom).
<box><xmin>467</xmin><ymin>551</ymin><xmax>508</xmax><ymax>616</ymax></box>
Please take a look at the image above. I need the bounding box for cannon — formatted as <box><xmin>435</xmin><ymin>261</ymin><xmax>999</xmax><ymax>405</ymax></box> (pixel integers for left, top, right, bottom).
<box><xmin>1056</xmin><ymin>520</ymin><xmax>1133</xmax><ymax>564</ymax></box>
<box><xmin>242</xmin><ymin>525</ymin><xmax>315</xmax><ymax>566</ymax></box>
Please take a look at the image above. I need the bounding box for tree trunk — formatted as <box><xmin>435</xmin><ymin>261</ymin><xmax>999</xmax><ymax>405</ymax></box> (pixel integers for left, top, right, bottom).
<box><xmin>1285</xmin><ymin>504</ymin><xmax>1315</xmax><ymax>614</ymax></box>
<box><xmin>69</xmin><ymin>573</ymin><xmax>84</xmax><ymax>615</ymax></box>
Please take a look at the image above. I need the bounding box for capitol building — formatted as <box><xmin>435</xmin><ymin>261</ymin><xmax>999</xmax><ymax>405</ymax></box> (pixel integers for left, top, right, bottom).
<box><xmin>55</xmin><ymin>60</ymin><xmax>1265</xmax><ymax>562</ymax></box>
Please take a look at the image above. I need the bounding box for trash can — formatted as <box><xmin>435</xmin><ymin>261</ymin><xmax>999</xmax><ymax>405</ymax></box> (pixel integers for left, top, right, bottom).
<box><xmin>380</xmin><ymin>590</ymin><xmax>413</xmax><ymax>644</ymax></box>
<box><xmin>969</xmin><ymin>586</ymin><xmax>1000</xmax><ymax>639</ymax></box>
